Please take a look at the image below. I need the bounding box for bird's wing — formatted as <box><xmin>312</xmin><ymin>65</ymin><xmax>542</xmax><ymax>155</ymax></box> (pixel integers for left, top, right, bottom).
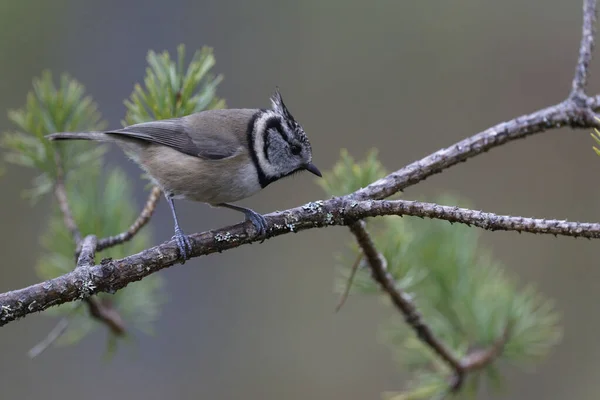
<box><xmin>106</xmin><ymin>118</ymin><xmax>242</xmax><ymax>160</ymax></box>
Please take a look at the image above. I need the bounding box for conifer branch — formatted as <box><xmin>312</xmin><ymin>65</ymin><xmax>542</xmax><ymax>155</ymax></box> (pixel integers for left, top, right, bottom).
<box><xmin>348</xmin><ymin>221</ymin><xmax>515</xmax><ymax>392</ymax></box>
<box><xmin>76</xmin><ymin>235</ymin><xmax>97</xmax><ymax>269</ymax></box>
<box><xmin>348</xmin><ymin>221</ymin><xmax>466</xmax><ymax>391</ymax></box>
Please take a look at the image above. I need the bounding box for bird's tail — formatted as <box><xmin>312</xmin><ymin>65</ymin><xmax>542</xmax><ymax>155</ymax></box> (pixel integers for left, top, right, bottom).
<box><xmin>46</xmin><ymin>131</ymin><xmax>110</xmax><ymax>142</ymax></box>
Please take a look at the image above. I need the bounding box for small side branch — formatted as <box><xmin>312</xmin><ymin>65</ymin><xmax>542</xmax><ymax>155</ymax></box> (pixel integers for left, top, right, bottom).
<box><xmin>335</xmin><ymin>252</ymin><xmax>363</xmax><ymax>312</ymax></box>
<box><xmin>76</xmin><ymin>235</ymin><xmax>97</xmax><ymax>269</ymax></box>
<box><xmin>368</xmin><ymin>199</ymin><xmax>600</xmax><ymax>239</ymax></box>
<box><xmin>97</xmin><ymin>186</ymin><xmax>162</xmax><ymax>251</ymax></box>
<box><xmin>27</xmin><ymin>318</ymin><xmax>70</xmax><ymax>358</ymax></box>
<box><xmin>572</xmin><ymin>0</ymin><xmax>598</xmax><ymax>98</ymax></box>
<box><xmin>348</xmin><ymin>222</ymin><xmax>465</xmax><ymax>391</ymax></box>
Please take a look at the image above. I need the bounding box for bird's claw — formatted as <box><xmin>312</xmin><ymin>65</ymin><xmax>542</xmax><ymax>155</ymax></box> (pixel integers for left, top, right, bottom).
<box><xmin>172</xmin><ymin>229</ymin><xmax>193</xmax><ymax>263</ymax></box>
<box><xmin>244</xmin><ymin>210</ymin><xmax>269</xmax><ymax>243</ymax></box>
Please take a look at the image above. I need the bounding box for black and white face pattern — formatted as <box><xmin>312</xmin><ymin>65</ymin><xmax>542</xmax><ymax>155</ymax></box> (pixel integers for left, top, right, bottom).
<box><xmin>250</xmin><ymin>89</ymin><xmax>315</xmax><ymax>187</ymax></box>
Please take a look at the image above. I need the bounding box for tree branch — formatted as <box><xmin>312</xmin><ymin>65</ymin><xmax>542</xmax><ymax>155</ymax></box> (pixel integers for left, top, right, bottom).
<box><xmin>4</xmin><ymin>197</ymin><xmax>597</xmax><ymax>326</ymax></box>
<box><xmin>96</xmin><ymin>186</ymin><xmax>162</xmax><ymax>252</ymax></box>
<box><xmin>352</xmin><ymin>100</ymin><xmax>598</xmax><ymax>203</ymax></box>
<box><xmin>572</xmin><ymin>0</ymin><xmax>597</xmax><ymax>98</ymax></box>
<box><xmin>76</xmin><ymin>235</ymin><xmax>97</xmax><ymax>269</ymax></box>
<box><xmin>366</xmin><ymin>199</ymin><xmax>600</xmax><ymax>239</ymax></box>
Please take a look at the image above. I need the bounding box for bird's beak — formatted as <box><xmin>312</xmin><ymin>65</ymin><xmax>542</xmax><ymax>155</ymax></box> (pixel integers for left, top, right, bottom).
<box><xmin>305</xmin><ymin>162</ymin><xmax>322</xmax><ymax>177</ymax></box>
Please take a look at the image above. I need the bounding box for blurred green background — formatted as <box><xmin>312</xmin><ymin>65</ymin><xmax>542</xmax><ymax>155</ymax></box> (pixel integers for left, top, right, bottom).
<box><xmin>0</xmin><ymin>0</ymin><xmax>598</xmax><ymax>399</ymax></box>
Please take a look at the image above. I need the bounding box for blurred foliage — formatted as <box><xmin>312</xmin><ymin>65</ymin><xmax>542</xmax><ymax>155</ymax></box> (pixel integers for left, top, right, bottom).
<box><xmin>1</xmin><ymin>72</ymin><xmax>106</xmax><ymax>202</ymax></box>
<box><xmin>124</xmin><ymin>44</ymin><xmax>225</xmax><ymax>125</ymax></box>
<box><xmin>0</xmin><ymin>44</ymin><xmax>224</xmax><ymax>354</ymax></box>
<box><xmin>321</xmin><ymin>149</ymin><xmax>562</xmax><ymax>399</ymax></box>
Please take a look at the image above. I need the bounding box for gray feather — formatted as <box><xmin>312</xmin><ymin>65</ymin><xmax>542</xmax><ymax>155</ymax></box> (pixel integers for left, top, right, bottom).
<box><xmin>46</xmin><ymin>132</ymin><xmax>110</xmax><ymax>141</ymax></box>
<box><xmin>106</xmin><ymin>118</ymin><xmax>203</xmax><ymax>157</ymax></box>
<box><xmin>105</xmin><ymin>110</ymin><xmax>257</xmax><ymax>160</ymax></box>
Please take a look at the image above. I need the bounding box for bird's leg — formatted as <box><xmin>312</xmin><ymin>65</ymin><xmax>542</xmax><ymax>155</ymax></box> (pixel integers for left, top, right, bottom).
<box><xmin>217</xmin><ymin>203</ymin><xmax>268</xmax><ymax>242</ymax></box>
<box><xmin>166</xmin><ymin>194</ymin><xmax>193</xmax><ymax>262</ymax></box>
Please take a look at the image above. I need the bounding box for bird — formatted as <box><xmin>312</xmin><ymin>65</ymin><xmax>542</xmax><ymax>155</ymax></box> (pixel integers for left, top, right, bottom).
<box><xmin>47</xmin><ymin>89</ymin><xmax>321</xmax><ymax>262</ymax></box>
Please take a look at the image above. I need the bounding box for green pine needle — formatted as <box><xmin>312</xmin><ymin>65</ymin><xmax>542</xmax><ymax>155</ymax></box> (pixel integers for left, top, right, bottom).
<box><xmin>123</xmin><ymin>44</ymin><xmax>225</xmax><ymax>125</ymax></box>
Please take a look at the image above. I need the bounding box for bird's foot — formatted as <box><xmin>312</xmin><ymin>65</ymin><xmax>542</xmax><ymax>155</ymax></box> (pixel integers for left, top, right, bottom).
<box><xmin>172</xmin><ymin>228</ymin><xmax>193</xmax><ymax>263</ymax></box>
<box><xmin>243</xmin><ymin>209</ymin><xmax>268</xmax><ymax>242</ymax></box>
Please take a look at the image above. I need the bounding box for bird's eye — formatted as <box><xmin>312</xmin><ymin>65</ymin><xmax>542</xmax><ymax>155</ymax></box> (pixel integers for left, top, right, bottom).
<box><xmin>290</xmin><ymin>145</ymin><xmax>302</xmax><ymax>155</ymax></box>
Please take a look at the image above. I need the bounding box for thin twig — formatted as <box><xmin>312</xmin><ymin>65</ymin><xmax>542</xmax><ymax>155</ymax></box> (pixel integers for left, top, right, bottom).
<box><xmin>97</xmin><ymin>186</ymin><xmax>162</xmax><ymax>251</ymax></box>
<box><xmin>572</xmin><ymin>0</ymin><xmax>598</xmax><ymax>98</ymax></box>
<box><xmin>335</xmin><ymin>252</ymin><xmax>363</xmax><ymax>312</ymax></box>
<box><xmin>28</xmin><ymin>317</ymin><xmax>70</xmax><ymax>358</ymax></box>
<box><xmin>28</xmin><ymin>302</ymin><xmax>84</xmax><ymax>358</ymax></box>
<box><xmin>54</xmin><ymin>151</ymin><xmax>81</xmax><ymax>244</ymax></box>
<box><xmin>348</xmin><ymin>221</ymin><xmax>465</xmax><ymax>391</ymax></box>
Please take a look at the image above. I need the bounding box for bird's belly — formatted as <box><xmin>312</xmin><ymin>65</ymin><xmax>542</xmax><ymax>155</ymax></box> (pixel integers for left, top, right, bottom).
<box><xmin>140</xmin><ymin>146</ymin><xmax>262</xmax><ymax>204</ymax></box>
<box><xmin>173</xmin><ymin>172</ymin><xmax>262</xmax><ymax>204</ymax></box>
